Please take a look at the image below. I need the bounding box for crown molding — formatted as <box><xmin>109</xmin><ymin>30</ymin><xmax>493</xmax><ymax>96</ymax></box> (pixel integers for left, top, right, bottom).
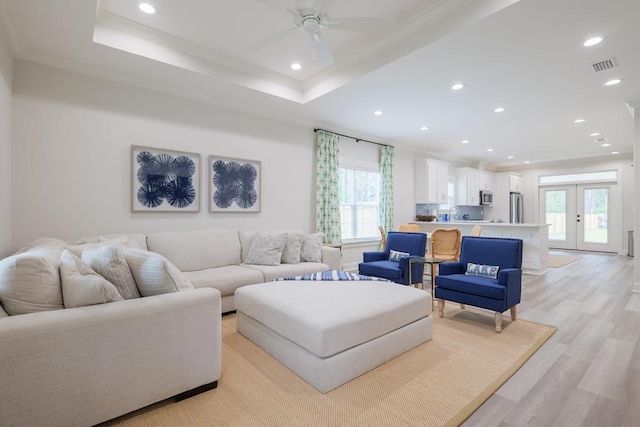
<box><xmin>0</xmin><ymin>0</ymin><xmax>23</xmax><ymax>56</ymax></box>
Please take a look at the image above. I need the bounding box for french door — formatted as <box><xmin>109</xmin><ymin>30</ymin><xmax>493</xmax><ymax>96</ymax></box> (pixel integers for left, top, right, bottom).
<box><xmin>539</xmin><ymin>184</ymin><xmax>615</xmax><ymax>252</ymax></box>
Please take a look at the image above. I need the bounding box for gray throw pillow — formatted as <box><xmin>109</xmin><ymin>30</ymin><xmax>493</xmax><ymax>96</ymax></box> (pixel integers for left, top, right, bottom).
<box><xmin>123</xmin><ymin>248</ymin><xmax>194</xmax><ymax>297</ymax></box>
<box><xmin>301</xmin><ymin>232</ymin><xmax>324</xmax><ymax>263</ymax></box>
<box><xmin>245</xmin><ymin>232</ymin><xmax>287</xmax><ymax>266</ymax></box>
<box><xmin>281</xmin><ymin>231</ymin><xmax>304</xmax><ymax>264</ymax></box>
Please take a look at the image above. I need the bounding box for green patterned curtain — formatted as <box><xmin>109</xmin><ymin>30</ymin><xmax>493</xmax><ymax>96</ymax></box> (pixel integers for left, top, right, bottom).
<box><xmin>315</xmin><ymin>130</ymin><xmax>342</xmax><ymax>244</ymax></box>
<box><xmin>379</xmin><ymin>145</ymin><xmax>394</xmax><ymax>236</ymax></box>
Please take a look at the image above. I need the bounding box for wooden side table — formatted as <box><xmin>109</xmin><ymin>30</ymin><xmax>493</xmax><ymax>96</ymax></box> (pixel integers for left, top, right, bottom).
<box><xmin>408</xmin><ymin>256</ymin><xmax>444</xmax><ymax>310</ymax></box>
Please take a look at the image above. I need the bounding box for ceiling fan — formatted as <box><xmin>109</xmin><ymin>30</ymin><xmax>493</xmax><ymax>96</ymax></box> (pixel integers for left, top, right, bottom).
<box><xmin>248</xmin><ymin>0</ymin><xmax>397</xmax><ymax>67</ymax></box>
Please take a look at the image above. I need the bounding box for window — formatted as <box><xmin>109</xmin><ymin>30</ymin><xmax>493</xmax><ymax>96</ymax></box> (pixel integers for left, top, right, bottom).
<box><xmin>539</xmin><ymin>170</ymin><xmax>616</xmax><ymax>185</ymax></box>
<box><xmin>339</xmin><ymin>166</ymin><xmax>380</xmax><ymax>241</ymax></box>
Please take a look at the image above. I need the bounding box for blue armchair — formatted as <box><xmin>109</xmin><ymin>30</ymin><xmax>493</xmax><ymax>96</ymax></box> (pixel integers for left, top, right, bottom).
<box><xmin>434</xmin><ymin>236</ymin><xmax>523</xmax><ymax>332</ymax></box>
<box><xmin>358</xmin><ymin>231</ymin><xmax>427</xmax><ymax>286</ymax></box>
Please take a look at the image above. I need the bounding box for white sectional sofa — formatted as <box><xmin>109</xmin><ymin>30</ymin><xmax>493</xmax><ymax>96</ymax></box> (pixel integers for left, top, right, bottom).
<box><xmin>0</xmin><ymin>227</ymin><xmax>340</xmax><ymax>426</ymax></box>
<box><xmin>146</xmin><ymin>228</ymin><xmax>341</xmax><ymax>313</ymax></box>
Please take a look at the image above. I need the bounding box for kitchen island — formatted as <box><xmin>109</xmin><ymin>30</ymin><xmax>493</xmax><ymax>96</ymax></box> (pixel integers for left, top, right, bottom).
<box><xmin>410</xmin><ymin>221</ymin><xmax>549</xmax><ymax>275</ymax></box>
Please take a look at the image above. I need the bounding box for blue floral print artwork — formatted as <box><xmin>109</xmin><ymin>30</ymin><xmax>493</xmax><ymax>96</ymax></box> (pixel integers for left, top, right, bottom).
<box><xmin>211</xmin><ymin>157</ymin><xmax>260</xmax><ymax>211</ymax></box>
<box><xmin>133</xmin><ymin>147</ymin><xmax>199</xmax><ymax>211</ymax></box>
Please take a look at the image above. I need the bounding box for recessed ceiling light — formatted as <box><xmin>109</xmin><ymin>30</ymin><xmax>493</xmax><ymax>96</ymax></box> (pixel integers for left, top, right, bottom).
<box><xmin>494</xmin><ymin>107</ymin><xmax>505</xmax><ymax>113</ymax></box>
<box><xmin>524</xmin><ymin>161</ymin><xmax>531</xmax><ymax>164</ymax></box>
<box><xmin>139</xmin><ymin>3</ymin><xmax>156</xmax><ymax>14</ymax></box>
<box><xmin>487</xmin><ymin>148</ymin><xmax>494</xmax><ymax>152</ymax></box>
<box><xmin>601</xmin><ymin>143</ymin><xmax>611</xmax><ymax>147</ymax></box>
<box><xmin>583</xmin><ymin>36</ymin><xmax>604</xmax><ymax>47</ymax></box>
<box><xmin>451</xmin><ymin>83</ymin><xmax>466</xmax><ymax>90</ymax></box>
<box><xmin>604</xmin><ymin>78</ymin><xmax>622</xmax><ymax>86</ymax></box>
<box><xmin>507</xmin><ymin>156</ymin><xmax>514</xmax><ymax>159</ymax></box>
<box><xmin>574</xmin><ymin>118</ymin><xmax>586</xmax><ymax>123</ymax></box>
<box><xmin>420</xmin><ymin>126</ymin><xmax>429</xmax><ymax>131</ymax></box>
<box><xmin>373</xmin><ymin>110</ymin><xmax>383</xmax><ymax>116</ymax></box>
<box><xmin>461</xmin><ymin>140</ymin><xmax>469</xmax><ymax>144</ymax></box>
<box><xmin>612</xmin><ymin>151</ymin><xmax>619</xmax><ymax>154</ymax></box>
<box><xmin>290</xmin><ymin>63</ymin><xmax>302</xmax><ymax>70</ymax></box>
<box><xmin>590</xmin><ymin>132</ymin><xmax>600</xmax><ymax>137</ymax></box>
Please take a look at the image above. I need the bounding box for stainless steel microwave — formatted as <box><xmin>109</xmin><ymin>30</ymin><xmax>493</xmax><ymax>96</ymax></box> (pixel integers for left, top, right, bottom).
<box><xmin>479</xmin><ymin>190</ymin><xmax>493</xmax><ymax>206</ymax></box>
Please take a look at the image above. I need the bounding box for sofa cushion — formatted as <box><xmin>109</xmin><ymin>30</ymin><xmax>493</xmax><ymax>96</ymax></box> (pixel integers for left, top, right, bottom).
<box><xmin>123</xmin><ymin>248</ymin><xmax>195</xmax><ymax>297</ymax></box>
<box><xmin>81</xmin><ymin>245</ymin><xmax>140</xmax><ymax>300</ymax></box>
<box><xmin>147</xmin><ymin>229</ymin><xmax>241</xmax><ymax>271</ymax></box>
<box><xmin>0</xmin><ymin>247</ymin><xmax>64</xmax><ymax>316</ymax></box>
<box><xmin>301</xmin><ymin>232</ymin><xmax>323</xmax><ymax>262</ymax></box>
<box><xmin>25</xmin><ymin>237</ymin><xmax>69</xmax><ymax>249</ymax></box>
<box><xmin>182</xmin><ymin>265</ymin><xmax>264</xmax><ymax>297</ymax></box>
<box><xmin>245</xmin><ymin>232</ymin><xmax>287</xmax><ymax>266</ymax></box>
<box><xmin>99</xmin><ymin>233</ymin><xmax>148</xmax><ymax>251</ymax></box>
<box><xmin>242</xmin><ymin>262</ymin><xmax>330</xmax><ymax>282</ymax></box>
<box><xmin>358</xmin><ymin>260</ymin><xmax>403</xmax><ymax>281</ymax></box>
<box><xmin>60</xmin><ymin>250</ymin><xmax>124</xmax><ymax>308</ymax></box>
<box><xmin>238</xmin><ymin>229</ymin><xmax>256</xmax><ymax>263</ymax></box>
<box><xmin>0</xmin><ymin>304</ymin><xmax>7</xmax><ymax>317</ymax></box>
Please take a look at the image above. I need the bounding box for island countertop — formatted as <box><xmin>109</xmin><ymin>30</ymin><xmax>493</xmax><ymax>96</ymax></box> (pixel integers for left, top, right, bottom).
<box><xmin>411</xmin><ymin>221</ymin><xmax>549</xmax><ymax>227</ymax></box>
<box><xmin>410</xmin><ymin>221</ymin><xmax>549</xmax><ymax>275</ymax></box>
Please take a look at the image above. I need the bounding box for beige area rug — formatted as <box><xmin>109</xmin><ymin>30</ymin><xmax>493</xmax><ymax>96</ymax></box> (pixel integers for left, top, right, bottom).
<box><xmin>548</xmin><ymin>253</ymin><xmax>582</xmax><ymax>268</ymax></box>
<box><xmin>105</xmin><ymin>308</ymin><xmax>555</xmax><ymax>427</ymax></box>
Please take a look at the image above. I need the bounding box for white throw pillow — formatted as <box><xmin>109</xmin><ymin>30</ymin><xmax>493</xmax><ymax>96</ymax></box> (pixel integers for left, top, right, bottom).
<box><xmin>245</xmin><ymin>232</ymin><xmax>287</xmax><ymax>266</ymax></box>
<box><xmin>123</xmin><ymin>248</ymin><xmax>195</xmax><ymax>297</ymax></box>
<box><xmin>81</xmin><ymin>245</ymin><xmax>140</xmax><ymax>300</ymax></box>
<box><xmin>389</xmin><ymin>249</ymin><xmax>410</xmax><ymax>262</ymax></box>
<box><xmin>60</xmin><ymin>250</ymin><xmax>124</xmax><ymax>309</ymax></box>
<box><xmin>281</xmin><ymin>231</ymin><xmax>304</xmax><ymax>264</ymax></box>
<box><xmin>300</xmin><ymin>232</ymin><xmax>324</xmax><ymax>263</ymax></box>
<box><xmin>0</xmin><ymin>247</ymin><xmax>64</xmax><ymax>316</ymax></box>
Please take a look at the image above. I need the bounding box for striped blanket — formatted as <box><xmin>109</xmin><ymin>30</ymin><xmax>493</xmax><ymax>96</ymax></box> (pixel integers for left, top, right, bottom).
<box><xmin>275</xmin><ymin>270</ymin><xmax>391</xmax><ymax>282</ymax></box>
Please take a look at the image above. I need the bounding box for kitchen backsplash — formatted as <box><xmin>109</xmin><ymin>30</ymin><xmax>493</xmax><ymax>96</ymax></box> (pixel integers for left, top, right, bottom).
<box><xmin>454</xmin><ymin>206</ymin><xmax>484</xmax><ymax>220</ymax></box>
<box><xmin>416</xmin><ymin>203</ymin><xmax>439</xmax><ymax>215</ymax></box>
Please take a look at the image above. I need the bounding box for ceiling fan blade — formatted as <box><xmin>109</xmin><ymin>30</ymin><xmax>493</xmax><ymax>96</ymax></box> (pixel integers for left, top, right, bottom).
<box><xmin>312</xmin><ymin>0</ymin><xmax>334</xmax><ymax>15</ymax></box>
<box><xmin>246</xmin><ymin>27</ymin><xmax>299</xmax><ymax>51</ymax></box>
<box><xmin>253</xmin><ymin>0</ymin><xmax>300</xmax><ymax>17</ymax></box>
<box><xmin>310</xmin><ymin>31</ymin><xmax>334</xmax><ymax>66</ymax></box>
<box><xmin>325</xmin><ymin>16</ymin><xmax>397</xmax><ymax>32</ymax></box>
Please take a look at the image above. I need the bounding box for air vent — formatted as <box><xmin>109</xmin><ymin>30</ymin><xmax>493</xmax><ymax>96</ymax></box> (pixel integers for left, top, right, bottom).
<box><xmin>590</xmin><ymin>57</ymin><xmax>617</xmax><ymax>73</ymax></box>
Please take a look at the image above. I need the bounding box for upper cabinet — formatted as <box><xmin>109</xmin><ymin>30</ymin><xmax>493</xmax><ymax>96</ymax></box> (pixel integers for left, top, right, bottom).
<box><xmin>415</xmin><ymin>159</ymin><xmax>450</xmax><ymax>204</ymax></box>
<box><xmin>456</xmin><ymin>168</ymin><xmax>493</xmax><ymax>206</ymax></box>
<box><xmin>456</xmin><ymin>167</ymin><xmax>480</xmax><ymax>206</ymax></box>
<box><xmin>479</xmin><ymin>170</ymin><xmax>493</xmax><ymax>191</ymax></box>
<box><xmin>510</xmin><ymin>175</ymin><xmax>523</xmax><ymax>192</ymax></box>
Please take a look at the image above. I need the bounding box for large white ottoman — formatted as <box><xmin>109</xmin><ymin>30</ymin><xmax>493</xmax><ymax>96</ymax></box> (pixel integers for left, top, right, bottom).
<box><xmin>235</xmin><ymin>279</ymin><xmax>433</xmax><ymax>393</ymax></box>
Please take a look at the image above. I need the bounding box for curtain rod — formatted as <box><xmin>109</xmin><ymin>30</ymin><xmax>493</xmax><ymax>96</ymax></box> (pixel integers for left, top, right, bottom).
<box><xmin>313</xmin><ymin>128</ymin><xmax>391</xmax><ymax>148</ymax></box>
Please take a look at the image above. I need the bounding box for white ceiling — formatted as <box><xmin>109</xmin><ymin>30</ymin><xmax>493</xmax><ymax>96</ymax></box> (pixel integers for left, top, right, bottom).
<box><xmin>1</xmin><ymin>0</ymin><xmax>639</xmax><ymax>169</ymax></box>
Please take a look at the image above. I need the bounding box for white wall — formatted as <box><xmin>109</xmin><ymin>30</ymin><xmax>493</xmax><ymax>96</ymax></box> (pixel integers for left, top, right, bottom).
<box><xmin>12</xmin><ymin>61</ymin><xmax>317</xmax><ymax>248</ymax></box>
<box><xmin>0</xmin><ymin>31</ymin><xmax>12</xmax><ymax>258</ymax></box>
<box><xmin>11</xmin><ymin>60</ymin><xmax>418</xmax><ymax>257</ymax></box>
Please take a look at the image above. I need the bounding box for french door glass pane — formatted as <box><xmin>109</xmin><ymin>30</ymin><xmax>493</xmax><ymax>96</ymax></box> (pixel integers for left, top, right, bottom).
<box><xmin>583</xmin><ymin>188</ymin><xmax>608</xmax><ymax>244</ymax></box>
<box><xmin>546</xmin><ymin>190</ymin><xmax>567</xmax><ymax>241</ymax></box>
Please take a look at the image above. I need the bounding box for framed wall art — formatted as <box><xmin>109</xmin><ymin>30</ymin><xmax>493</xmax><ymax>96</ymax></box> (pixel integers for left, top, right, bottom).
<box><xmin>131</xmin><ymin>145</ymin><xmax>201</xmax><ymax>212</ymax></box>
<box><xmin>209</xmin><ymin>155</ymin><xmax>261</xmax><ymax>213</ymax></box>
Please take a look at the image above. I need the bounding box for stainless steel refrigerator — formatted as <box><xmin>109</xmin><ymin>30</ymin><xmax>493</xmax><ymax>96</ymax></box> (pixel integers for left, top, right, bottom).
<box><xmin>510</xmin><ymin>192</ymin><xmax>524</xmax><ymax>223</ymax></box>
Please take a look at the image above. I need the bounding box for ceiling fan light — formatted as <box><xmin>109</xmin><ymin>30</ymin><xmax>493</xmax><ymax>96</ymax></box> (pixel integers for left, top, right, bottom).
<box><xmin>139</xmin><ymin>3</ymin><xmax>155</xmax><ymax>14</ymax></box>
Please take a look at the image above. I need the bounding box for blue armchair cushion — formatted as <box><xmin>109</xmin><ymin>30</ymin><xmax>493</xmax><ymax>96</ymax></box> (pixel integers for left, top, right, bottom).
<box><xmin>465</xmin><ymin>263</ymin><xmax>499</xmax><ymax>279</ymax></box>
<box><xmin>389</xmin><ymin>250</ymin><xmax>410</xmax><ymax>262</ymax></box>
<box><xmin>436</xmin><ymin>274</ymin><xmax>506</xmax><ymax>299</ymax></box>
<box><xmin>358</xmin><ymin>260</ymin><xmax>403</xmax><ymax>280</ymax></box>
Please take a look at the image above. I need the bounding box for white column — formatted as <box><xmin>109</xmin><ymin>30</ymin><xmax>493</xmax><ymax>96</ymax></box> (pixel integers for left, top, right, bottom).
<box><xmin>630</xmin><ymin>100</ymin><xmax>640</xmax><ymax>292</ymax></box>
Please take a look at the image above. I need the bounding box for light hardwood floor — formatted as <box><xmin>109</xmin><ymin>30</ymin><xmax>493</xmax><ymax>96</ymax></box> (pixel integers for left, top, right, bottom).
<box><xmin>461</xmin><ymin>251</ymin><xmax>639</xmax><ymax>427</ymax></box>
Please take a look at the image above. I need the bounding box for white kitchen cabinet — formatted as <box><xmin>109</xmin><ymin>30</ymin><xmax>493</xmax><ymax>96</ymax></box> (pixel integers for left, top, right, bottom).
<box><xmin>509</xmin><ymin>175</ymin><xmax>523</xmax><ymax>192</ymax></box>
<box><xmin>479</xmin><ymin>170</ymin><xmax>493</xmax><ymax>191</ymax></box>
<box><xmin>415</xmin><ymin>159</ymin><xmax>449</xmax><ymax>204</ymax></box>
<box><xmin>456</xmin><ymin>167</ymin><xmax>480</xmax><ymax>206</ymax></box>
